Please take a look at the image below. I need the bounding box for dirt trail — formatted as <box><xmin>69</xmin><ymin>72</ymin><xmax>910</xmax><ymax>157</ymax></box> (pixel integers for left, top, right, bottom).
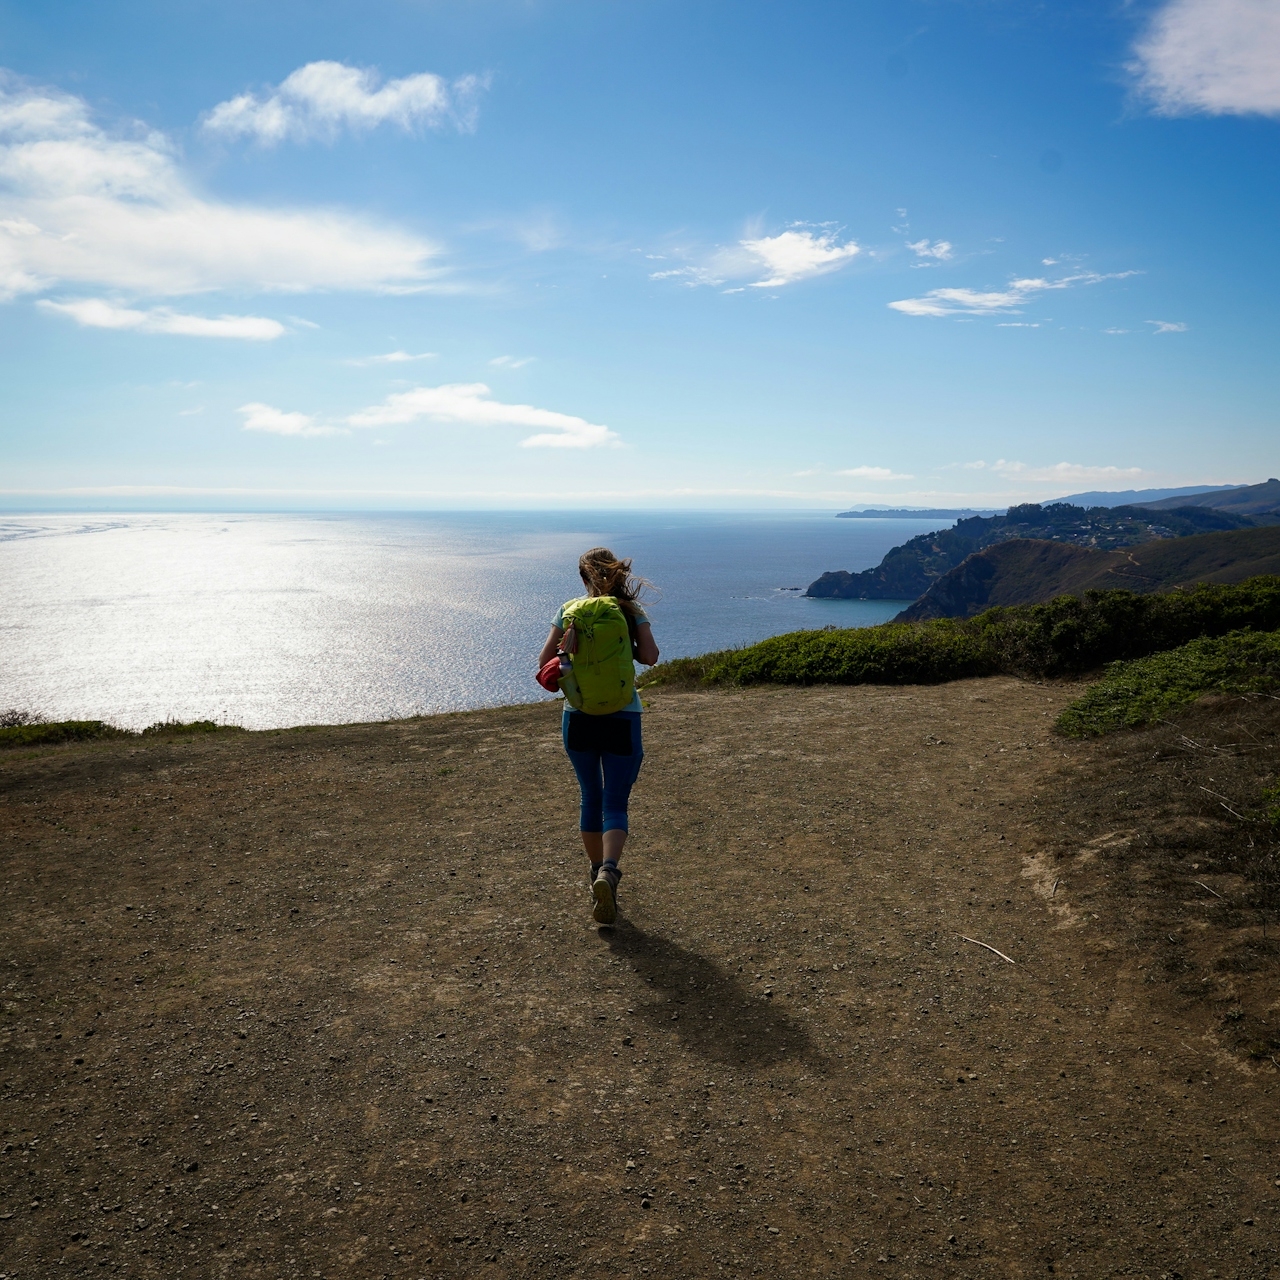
<box><xmin>2</xmin><ymin>677</ymin><xmax>1277</xmax><ymax>1279</ymax></box>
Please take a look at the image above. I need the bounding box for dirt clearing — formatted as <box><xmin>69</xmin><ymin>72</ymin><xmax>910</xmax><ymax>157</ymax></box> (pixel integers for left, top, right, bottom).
<box><xmin>2</xmin><ymin>677</ymin><xmax>1277</xmax><ymax>1278</ymax></box>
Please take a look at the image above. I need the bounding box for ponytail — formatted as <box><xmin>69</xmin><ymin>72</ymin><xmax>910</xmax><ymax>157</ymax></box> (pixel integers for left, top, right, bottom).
<box><xmin>578</xmin><ymin>547</ymin><xmax>651</xmax><ymax>621</ymax></box>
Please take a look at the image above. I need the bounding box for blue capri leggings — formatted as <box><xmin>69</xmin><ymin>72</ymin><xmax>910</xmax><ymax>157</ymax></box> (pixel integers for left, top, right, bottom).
<box><xmin>562</xmin><ymin>710</ymin><xmax>644</xmax><ymax>833</ymax></box>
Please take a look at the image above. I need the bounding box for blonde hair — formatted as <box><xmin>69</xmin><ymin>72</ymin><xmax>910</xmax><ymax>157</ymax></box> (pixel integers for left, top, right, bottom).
<box><xmin>578</xmin><ymin>547</ymin><xmax>650</xmax><ymax>621</ymax></box>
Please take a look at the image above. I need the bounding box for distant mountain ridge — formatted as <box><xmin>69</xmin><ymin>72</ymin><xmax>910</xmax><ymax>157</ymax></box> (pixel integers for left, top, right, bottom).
<box><xmin>1128</xmin><ymin>478</ymin><xmax>1280</xmax><ymax>518</ymax></box>
<box><xmin>835</xmin><ymin>507</ymin><xmax>1000</xmax><ymax>519</ymax></box>
<box><xmin>895</xmin><ymin>526</ymin><xmax>1280</xmax><ymax>621</ymax></box>
<box><xmin>1046</xmin><ymin>483</ymin><xmax>1244</xmax><ymax>508</ymax></box>
<box><xmin>805</xmin><ymin>501</ymin><xmax>1255</xmax><ymax>602</ymax></box>
<box><xmin>835</xmin><ymin>484</ymin><xmax>1246</xmax><ymax>521</ymax></box>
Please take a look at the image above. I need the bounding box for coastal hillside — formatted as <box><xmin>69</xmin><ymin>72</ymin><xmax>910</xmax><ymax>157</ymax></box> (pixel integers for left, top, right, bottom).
<box><xmin>1132</xmin><ymin>476</ymin><xmax>1280</xmax><ymax>519</ymax></box>
<box><xmin>896</xmin><ymin>524</ymin><xmax>1280</xmax><ymax>621</ymax></box>
<box><xmin>805</xmin><ymin>501</ymin><xmax>1254</xmax><ymax>602</ymax></box>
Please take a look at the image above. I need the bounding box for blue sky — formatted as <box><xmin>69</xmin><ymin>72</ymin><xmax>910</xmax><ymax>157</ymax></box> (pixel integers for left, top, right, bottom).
<box><xmin>1</xmin><ymin>0</ymin><xmax>1278</xmax><ymax>510</ymax></box>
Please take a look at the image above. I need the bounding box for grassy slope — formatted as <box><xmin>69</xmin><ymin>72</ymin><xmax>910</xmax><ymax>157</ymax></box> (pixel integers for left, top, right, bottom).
<box><xmin>1055</xmin><ymin>628</ymin><xmax>1280</xmax><ymax>735</ymax></box>
<box><xmin>1138</xmin><ymin>476</ymin><xmax>1280</xmax><ymax>516</ymax></box>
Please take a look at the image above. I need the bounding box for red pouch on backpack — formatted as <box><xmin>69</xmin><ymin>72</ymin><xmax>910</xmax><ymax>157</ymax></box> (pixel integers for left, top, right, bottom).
<box><xmin>536</xmin><ymin>655</ymin><xmax>563</xmax><ymax>693</ymax></box>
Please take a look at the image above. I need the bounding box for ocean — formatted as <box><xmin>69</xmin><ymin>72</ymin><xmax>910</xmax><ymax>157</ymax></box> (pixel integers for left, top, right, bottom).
<box><xmin>0</xmin><ymin>510</ymin><xmax>946</xmax><ymax>729</ymax></box>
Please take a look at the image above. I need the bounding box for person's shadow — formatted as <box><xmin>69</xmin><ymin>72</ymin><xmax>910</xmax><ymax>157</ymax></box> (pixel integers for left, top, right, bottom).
<box><xmin>603</xmin><ymin>920</ymin><xmax>812</xmax><ymax>1067</ymax></box>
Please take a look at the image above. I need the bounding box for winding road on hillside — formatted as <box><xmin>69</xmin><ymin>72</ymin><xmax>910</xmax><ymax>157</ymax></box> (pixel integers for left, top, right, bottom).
<box><xmin>2</xmin><ymin>679</ymin><xmax>1276</xmax><ymax>1278</ymax></box>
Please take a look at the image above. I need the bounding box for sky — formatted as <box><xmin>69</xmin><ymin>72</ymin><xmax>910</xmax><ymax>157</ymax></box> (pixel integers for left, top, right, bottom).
<box><xmin>1</xmin><ymin>0</ymin><xmax>1278</xmax><ymax>511</ymax></box>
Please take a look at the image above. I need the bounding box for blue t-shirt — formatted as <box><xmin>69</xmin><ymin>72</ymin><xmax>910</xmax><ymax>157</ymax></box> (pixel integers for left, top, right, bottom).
<box><xmin>554</xmin><ymin>600</ymin><xmax>648</xmax><ymax>714</ymax></box>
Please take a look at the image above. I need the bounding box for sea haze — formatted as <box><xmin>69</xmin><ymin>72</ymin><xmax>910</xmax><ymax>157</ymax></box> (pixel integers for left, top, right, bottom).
<box><xmin>0</xmin><ymin>511</ymin><xmax>945</xmax><ymax>729</ymax></box>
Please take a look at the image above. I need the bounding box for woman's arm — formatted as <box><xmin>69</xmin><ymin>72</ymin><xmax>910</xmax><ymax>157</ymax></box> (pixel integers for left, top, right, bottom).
<box><xmin>537</xmin><ymin>626</ymin><xmax>564</xmax><ymax>668</ymax></box>
<box><xmin>633</xmin><ymin>621</ymin><xmax>659</xmax><ymax>666</ymax></box>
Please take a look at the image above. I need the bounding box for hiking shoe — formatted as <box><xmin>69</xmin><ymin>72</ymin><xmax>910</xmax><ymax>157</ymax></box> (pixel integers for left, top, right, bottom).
<box><xmin>592</xmin><ymin>867</ymin><xmax>620</xmax><ymax>926</ymax></box>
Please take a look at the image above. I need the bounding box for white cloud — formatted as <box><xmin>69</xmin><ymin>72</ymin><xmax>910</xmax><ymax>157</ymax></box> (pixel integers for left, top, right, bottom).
<box><xmin>489</xmin><ymin>355</ymin><xmax>535</xmax><ymax>369</ymax></box>
<box><xmin>1132</xmin><ymin>0</ymin><xmax>1280</xmax><ymax>116</ymax></box>
<box><xmin>906</xmin><ymin>238</ymin><xmax>953</xmax><ymax>261</ymax></box>
<box><xmin>650</xmin><ymin>225</ymin><xmax>860</xmax><ymax>291</ymax></box>
<box><xmin>962</xmin><ymin>459</ymin><xmax>1147</xmax><ymax>485</ymax></box>
<box><xmin>889</xmin><ymin>270</ymin><xmax>1137</xmax><ymax>318</ymax></box>
<box><xmin>239</xmin><ymin>402</ymin><xmax>346</xmax><ymax>438</ymax></box>
<box><xmin>38</xmin><ymin>297</ymin><xmax>284</xmax><ymax>339</ymax></box>
<box><xmin>203</xmin><ymin>61</ymin><xmax>486</xmax><ymax>145</ymax></box>
<box><xmin>740</xmin><ymin>229</ymin><xmax>861</xmax><ymax>287</ymax></box>
<box><xmin>1147</xmin><ymin>319</ymin><xmax>1188</xmax><ymax>333</ymax></box>
<box><xmin>345</xmin><ymin>350</ymin><xmax>438</xmax><ymax>366</ymax></box>
<box><xmin>0</xmin><ymin>78</ymin><xmax>439</xmax><ymax>302</ymax></box>
<box><xmin>347</xmin><ymin>383</ymin><xmax>618</xmax><ymax>448</ymax></box>
<box><xmin>834</xmin><ymin>466</ymin><xmax>914</xmax><ymax>479</ymax></box>
<box><xmin>1027</xmin><ymin>463</ymin><xmax>1147</xmax><ymax>484</ymax></box>
<box><xmin>649</xmin><ymin>265</ymin><xmax>721</xmax><ymax>287</ymax></box>
<box><xmin>889</xmin><ymin>285</ymin><xmax>1032</xmax><ymax>318</ymax></box>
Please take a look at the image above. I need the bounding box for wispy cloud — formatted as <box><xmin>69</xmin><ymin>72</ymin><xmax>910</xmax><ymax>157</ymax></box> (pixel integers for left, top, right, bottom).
<box><xmin>960</xmin><ymin>460</ymin><xmax>1147</xmax><ymax>485</ymax></box>
<box><xmin>651</xmin><ymin>225</ymin><xmax>860</xmax><ymax>291</ymax></box>
<box><xmin>203</xmin><ymin>61</ymin><xmax>487</xmax><ymax>145</ymax></box>
<box><xmin>239</xmin><ymin>402</ymin><xmax>346</xmax><ymax>437</ymax></box>
<box><xmin>38</xmin><ymin>297</ymin><xmax>285</xmax><ymax>339</ymax></box>
<box><xmin>345</xmin><ymin>350</ymin><xmax>438</xmax><ymax>366</ymax></box>
<box><xmin>906</xmin><ymin>238</ymin><xmax>953</xmax><ymax>261</ymax></box>
<box><xmin>1147</xmin><ymin>319</ymin><xmax>1188</xmax><ymax>333</ymax></box>
<box><xmin>347</xmin><ymin>383</ymin><xmax>618</xmax><ymax>448</ymax></box>
<box><xmin>834</xmin><ymin>465</ymin><xmax>914</xmax><ymax>479</ymax></box>
<box><xmin>488</xmin><ymin>355</ymin><xmax>535</xmax><ymax>369</ymax></box>
<box><xmin>889</xmin><ymin>270</ymin><xmax>1137</xmax><ymax>318</ymax></box>
<box><xmin>0</xmin><ymin>77</ymin><xmax>440</xmax><ymax>302</ymax></box>
<box><xmin>1132</xmin><ymin>0</ymin><xmax>1280</xmax><ymax>117</ymax></box>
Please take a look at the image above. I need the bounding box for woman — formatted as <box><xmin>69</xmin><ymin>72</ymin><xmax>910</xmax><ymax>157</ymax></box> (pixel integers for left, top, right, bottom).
<box><xmin>537</xmin><ymin>547</ymin><xmax>660</xmax><ymax>925</ymax></box>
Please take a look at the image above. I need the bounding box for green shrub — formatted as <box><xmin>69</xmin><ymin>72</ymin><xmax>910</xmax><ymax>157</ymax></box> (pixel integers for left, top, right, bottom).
<box><xmin>1056</xmin><ymin>629</ymin><xmax>1280</xmax><ymax>736</ymax></box>
<box><xmin>639</xmin><ymin>575</ymin><xmax>1280</xmax><ymax>692</ymax></box>
<box><xmin>638</xmin><ymin>651</ymin><xmax>736</xmax><ymax>689</ymax></box>
<box><xmin>0</xmin><ymin>716</ymin><xmax>242</xmax><ymax>749</ymax></box>
<box><xmin>1260</xmin><ymin>781</ymin><xmax>1280</xmax><ymax>830</ymax></box>
<box><xmin>705</xmin><ymin>619</ymin><xmax>997</xmax><ymax>687</ymax></box>
<box><xmin>976</xmin><ymin>576</ymin><xmax>1280</xmax><ymax>677</ymax></box>
<box><xmin>141</xmin><ymin>719</ymin><xmax>237</xmax><ymax>736</ymax></box>
<box><xmin>0</xmin><ymin>720</ymin><xmax>130</xmax><ymax>749</ymax></box>
<box><xmin>0</xmin><ymin>709</ymin><xmax>46</xmax><ymax>729</ymax></box>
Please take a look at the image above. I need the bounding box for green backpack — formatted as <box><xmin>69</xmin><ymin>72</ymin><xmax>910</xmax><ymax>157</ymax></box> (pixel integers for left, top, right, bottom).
<box><xmin>558</xmin><ymin>595</ymin><xmax>635</xmax><ymax>715</ymax></box>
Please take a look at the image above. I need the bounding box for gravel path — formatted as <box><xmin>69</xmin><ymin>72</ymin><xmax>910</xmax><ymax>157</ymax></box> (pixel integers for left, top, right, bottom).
<box><xmin>2</xmin><ymin>677</ymin><xmax>1276</xmax><ymax>1278</ymax></box>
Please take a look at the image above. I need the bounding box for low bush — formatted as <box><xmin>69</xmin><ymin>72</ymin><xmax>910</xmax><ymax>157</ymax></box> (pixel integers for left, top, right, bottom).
<box><xmin>1056</xmin><ymin>629</ymin><xmax>1280</xmax><ymax>736</ymax></box>
<box><xmin>0</xmin><ymin>720</ymin><xmax>131</xmax><ymax>748</ymax></box>
<box><xmin>0</xmin><ymin>717</ymin><xmax>243</xmax><ymax>750</ymax></box>
<box><xmin>0</xmin><ymin>709</ymin><xmax>47</xmax><ymax>729</ymax></box>
<box><xmin>640</xmin><ymin>575</ymin><xmax>1280</xmax><ymax>692</ymax></box>
<box><xmin>705</xmin><ymin>619</ymin><xmax>996</xmax><ymax>687</ymax></box>
<box><xmin>141</xmin><ymin>719</ymin><xmax>231</xmax><ymax>736</ymax></box>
